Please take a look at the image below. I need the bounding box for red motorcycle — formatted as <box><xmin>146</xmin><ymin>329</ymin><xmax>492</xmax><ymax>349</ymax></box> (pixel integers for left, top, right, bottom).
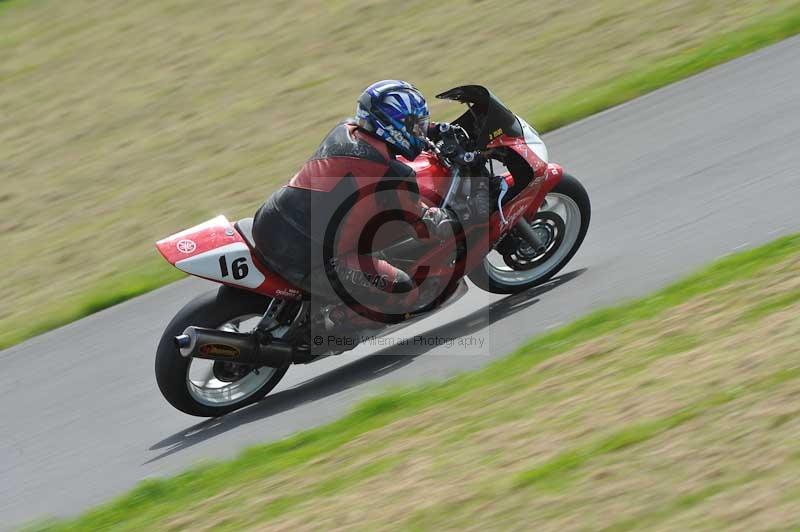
<box><xmin>155</xmin><ymin>86</ymin><xmax>590</xmax><ymax>417</ymax></box>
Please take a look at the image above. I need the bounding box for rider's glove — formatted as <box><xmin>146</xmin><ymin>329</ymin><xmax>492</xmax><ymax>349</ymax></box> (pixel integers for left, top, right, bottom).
<box><xmin>421</xmin><ymin>207</ymin><xmax>452</xmax><ymax>240</ymax></box>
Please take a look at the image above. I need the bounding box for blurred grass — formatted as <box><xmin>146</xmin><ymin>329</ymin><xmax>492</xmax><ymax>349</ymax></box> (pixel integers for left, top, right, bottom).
<box><xmin>31</xmin><ymin>233</ymin><xmax>800</xmax><ymax>530</ymax></box>
<box><xmin>2</xmin><ymin>1</ymin><xmax>800</xmax><ymax>349</ymax></box>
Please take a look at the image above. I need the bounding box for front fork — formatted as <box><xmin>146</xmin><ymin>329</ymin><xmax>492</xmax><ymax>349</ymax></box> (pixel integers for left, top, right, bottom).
<box><xmin>514</xmin><ymin>217</ymin><xmax>548</xmax><ymax>254</ymax></box>
<box><xmin>511</xmin><ymin>163</ymin><xmax>564</xmax><ymax>252</ymax></box>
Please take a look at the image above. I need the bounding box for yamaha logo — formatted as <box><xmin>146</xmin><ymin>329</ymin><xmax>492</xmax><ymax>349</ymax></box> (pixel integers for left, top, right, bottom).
<box><xmin>176</xmin><ymin>239</ymin><xmax>196</xmax><ymax>254</ymax></box>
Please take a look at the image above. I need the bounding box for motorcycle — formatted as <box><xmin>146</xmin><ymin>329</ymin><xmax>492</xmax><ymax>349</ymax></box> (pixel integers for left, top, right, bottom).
<box><xmin>154</xmin><ymin>85</ymin><xmax>591</xmax><ymax>417</ymax></box>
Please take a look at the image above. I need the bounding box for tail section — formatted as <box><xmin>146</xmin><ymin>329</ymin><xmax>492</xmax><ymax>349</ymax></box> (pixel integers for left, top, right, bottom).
<box><xmin>155</xmin><ymin>215</ymin><xmax>302</xmax><ymax>299</ymax></box>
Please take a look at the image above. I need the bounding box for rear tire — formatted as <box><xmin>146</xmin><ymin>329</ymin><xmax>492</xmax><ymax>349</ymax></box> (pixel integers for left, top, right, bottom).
<box><xmin>469</xmin><ymin>173</ymin><xmax>590</xmax><ymax>294</ymax></box>
<box><xmin>155</xmin><ymin>286</ymin><xmax>290</xmax><ymax>417</ymax></box>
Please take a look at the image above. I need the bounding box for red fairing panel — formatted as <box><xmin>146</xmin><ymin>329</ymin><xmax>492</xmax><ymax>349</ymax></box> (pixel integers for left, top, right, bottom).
<box><xmin>487</xmin><ymin>133</ymin><xmax>564</xmax><ymax>221</ymax></box>
<box><xmin>156</xmin><ymin>215</ymin><xmax>242</xmax><ymax>266</ymax></box>
<box><xmin>533</xmin><ymin>163</ymin><xmax>564</xmax><ymax>209</ymax></box>
<box><xmin>155</xmin><ymin>215</ymin><xmax>303</xmax><ymax>300</ymax></box>
<box><xmin>487</xmin><ymin>134</ymin><xmax>548</xmax><ymax>179</ymax></box>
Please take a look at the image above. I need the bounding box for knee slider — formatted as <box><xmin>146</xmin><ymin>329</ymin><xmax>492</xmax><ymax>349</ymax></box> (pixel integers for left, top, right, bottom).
<box><xmin>391</xmin><ymin>270</ymin><xmax>414</xmax><ymax>293</ymax></box>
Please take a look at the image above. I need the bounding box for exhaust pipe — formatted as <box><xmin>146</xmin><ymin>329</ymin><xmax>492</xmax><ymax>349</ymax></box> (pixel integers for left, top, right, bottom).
<box><xmin>174</xmin><ymin>326</ymin><xmax>293</xmax><ymax>368</ymax></box>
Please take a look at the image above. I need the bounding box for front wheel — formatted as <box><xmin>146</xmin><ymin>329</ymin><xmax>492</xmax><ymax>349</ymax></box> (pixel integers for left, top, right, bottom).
<box><xmin>155</xmin><ymin>286</ymin><xmax>290</xmax><ymax>417</ymax></box>
<box><xmin>469</xmin><ymin>173</ymin><xmax>591</xmax><ymax>294</ymax></box>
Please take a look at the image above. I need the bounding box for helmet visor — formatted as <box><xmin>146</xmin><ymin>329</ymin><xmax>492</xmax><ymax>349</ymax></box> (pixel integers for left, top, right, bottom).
<box><xmin>410</xmin><ymin>114</ymin><xmax>430</xmax><ymax>141</ymax></box>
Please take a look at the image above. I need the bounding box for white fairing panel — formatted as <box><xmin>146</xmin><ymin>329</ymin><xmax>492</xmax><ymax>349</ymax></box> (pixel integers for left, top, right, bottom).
<box><xmin>175</xmin><ymin>242</ymin><xmax>265</xmax><ymax>289</ymax></box>
<box><xmin>517</xmin><ymin>115</ymin><xmax>549</xmax><ymax>163</ymax></box>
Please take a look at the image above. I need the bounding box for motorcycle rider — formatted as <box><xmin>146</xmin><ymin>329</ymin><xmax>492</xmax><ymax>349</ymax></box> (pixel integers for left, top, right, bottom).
<box><xmin>252</xmin><ymin>80</ymin><xmax>452</xmax><ymax>330</ymax></box>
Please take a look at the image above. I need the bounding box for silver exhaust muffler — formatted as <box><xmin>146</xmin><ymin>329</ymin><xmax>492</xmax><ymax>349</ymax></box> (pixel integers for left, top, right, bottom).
<box><xmin>174</xmin><ymin>326</ymin><xmax>293</xmax><ymax>368</ymax></box>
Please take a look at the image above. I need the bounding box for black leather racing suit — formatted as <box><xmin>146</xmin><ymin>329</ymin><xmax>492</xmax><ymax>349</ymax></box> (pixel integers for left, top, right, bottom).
<box><xmin>252</xmin><ymin>121</ymin><xmax>429</xmax><ymax>306</ymax></box>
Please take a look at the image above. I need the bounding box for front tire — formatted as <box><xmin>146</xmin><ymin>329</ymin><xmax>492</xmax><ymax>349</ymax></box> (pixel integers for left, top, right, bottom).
<box><xmin>155</xmin><ymin>286</ymin><xmax>290</xmax><ymax>417</ymax></box>
<box><xmin>469</xmin><ymin>173</ymin><xmax>591</xmax><ymax>294</ymax></box>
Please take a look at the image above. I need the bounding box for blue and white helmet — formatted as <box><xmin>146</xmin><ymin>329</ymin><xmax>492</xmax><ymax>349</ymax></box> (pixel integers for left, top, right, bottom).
<box><xmin>356</xmin><ymin>80</ymin><xmax>430</xmax><ymax>160</ymax></box>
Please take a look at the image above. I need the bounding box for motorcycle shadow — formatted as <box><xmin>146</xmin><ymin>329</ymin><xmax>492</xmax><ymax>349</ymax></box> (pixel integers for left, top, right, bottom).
<box><xmin>146</xmin><ymin>268</ymin><xmax>586</xmax><ymax>464</ymax></box>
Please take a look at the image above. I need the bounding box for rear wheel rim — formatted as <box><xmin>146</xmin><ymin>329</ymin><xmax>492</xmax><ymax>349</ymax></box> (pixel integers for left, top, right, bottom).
<box><xmin>484</xmin><ymin>192</ymin><xmax>582</xmax><ymax>287</ymax></box>
<box><xmin>185</xmin><ymin>314</ymin><xmax>282</xmax><ymax>408</ymax></box>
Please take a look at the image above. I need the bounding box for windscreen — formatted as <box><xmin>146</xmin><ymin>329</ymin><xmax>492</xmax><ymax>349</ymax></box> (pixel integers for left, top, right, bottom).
<box><xmin>436</xmin><ymin>85</ymin><xmax>523</xmax><ymax>148</ymax></box>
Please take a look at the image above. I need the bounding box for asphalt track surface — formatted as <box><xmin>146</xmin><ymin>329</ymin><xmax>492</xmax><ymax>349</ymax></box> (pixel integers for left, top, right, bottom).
<box><xmin>3</xmin><ymin>37</ymin><xmax>800</xmax><ymax>528</ymax></box>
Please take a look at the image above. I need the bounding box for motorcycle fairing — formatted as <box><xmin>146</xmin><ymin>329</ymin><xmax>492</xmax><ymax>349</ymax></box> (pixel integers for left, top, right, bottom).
<box><xmin>436</xmin><ymin>85</ymin><xmax>524</xmax><ymax>148</ymax></box>
<box><xmin>489</xmin><ymin>134</ymin><xmax>549</xmax><ymax>179</ymax></box>
<box><xmin>156</xmin><ymin>215</ymin><xmax>303</xmax><ymax>299</ymax></box>
<box><xmin>435</xmin><ymin>84</ymin><xmax>559</xmax><ymax>217</ymax></box>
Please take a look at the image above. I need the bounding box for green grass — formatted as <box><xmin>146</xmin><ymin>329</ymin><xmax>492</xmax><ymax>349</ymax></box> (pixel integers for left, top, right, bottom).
<box><xmin>739</xmin><ymin>286</ymin><xmax>800</xmax><ymax>323</ymax></box>
<box><xmin>601</xmin><ymin>474</ymin><xmax>761</xmax><ymax>532</ymax></box>
<box><xmin>3</xmin><ymin>1</ymin><xmax>800</xmax><ymax>349</ymax></box>
<box><xmin>513</xmin><ymin>365</ymin><xmax>800</xmax><ymax>490</ymax></box>
<box><xmin>0</xmin><ymin>264</ymin><xmax>184</xmax><ymax>350</ymax></box>
<box><xmin>31</xmin><ymin>233</ymin><xmax>800</xmax><ymax>531</ymax></box>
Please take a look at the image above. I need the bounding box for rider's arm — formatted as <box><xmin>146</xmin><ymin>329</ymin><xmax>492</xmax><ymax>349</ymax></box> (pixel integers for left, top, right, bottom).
<box><xmin>381</xmin><ymin>158</ymin><xmax>456</xmax><ymax>240</ymax></box>
<box><xmin>380</xmin><ymin>159</ymin><xmax>430</xmax><ymax>221</ymax></box>
<box><xmin>385</xmin><ymin>158</ymin><xmax>458</xmax><ymax>240</ymax></box>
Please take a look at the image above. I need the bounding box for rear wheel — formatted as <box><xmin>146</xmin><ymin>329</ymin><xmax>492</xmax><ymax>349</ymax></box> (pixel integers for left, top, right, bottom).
<box><xmin>469</xmin><ymin>173</ymin><xmax>590</xmax><ymax>294</ymax></box>
<box><xmin>155</xmin><ymin>286</ymin><xmax>290</xmax><ymax>417</ymax></box>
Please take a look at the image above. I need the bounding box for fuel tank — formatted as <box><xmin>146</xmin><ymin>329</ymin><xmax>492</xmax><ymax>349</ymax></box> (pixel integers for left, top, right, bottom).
<box><xmin>400</xmin><ymin>152</ymin><xmax>452</xmax><ymax>205</ymax></box>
